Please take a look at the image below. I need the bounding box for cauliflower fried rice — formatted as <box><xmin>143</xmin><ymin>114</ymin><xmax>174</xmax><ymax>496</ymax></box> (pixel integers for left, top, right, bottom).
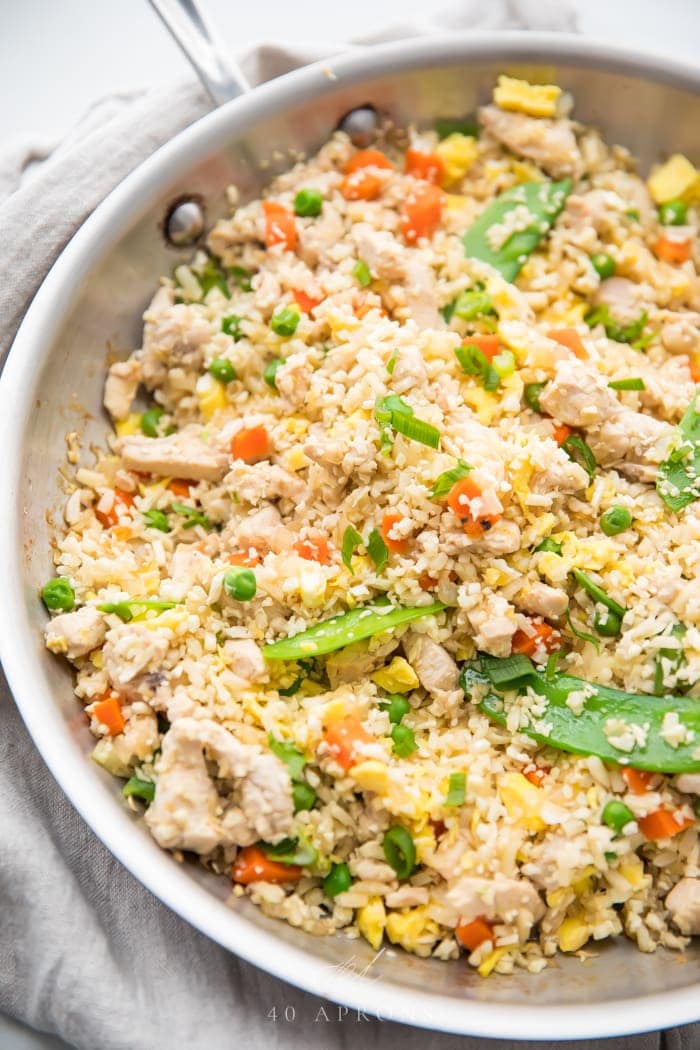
<box><xmin>42</xmin><ymin>75</ymin><xmax>700</xmax><ymax>976</ymax></box>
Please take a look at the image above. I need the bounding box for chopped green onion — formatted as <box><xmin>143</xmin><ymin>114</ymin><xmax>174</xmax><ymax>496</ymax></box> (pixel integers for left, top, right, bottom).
<box><xmin>292</xmin><ymin>782</ymin><xmax>317</xmax><ymax>812</ymax></box>
<box><xmin>228</xmin><ymin>265</ymin><xmax>253</xmax><ymax>291</ymax></box>
<box><xmin>140</xmin><ymin>406</ymin><xmax>164</xmax><ymax>437</ymax></box>
<box><xmin>221</xmin><ymin>314</ymin><xmax>243</xmax><ymax>340</ymax></box>
<box><xmin>571</xmin><ymin>569</ymin><xmax>626</xmax><ymax>620</ymax></box>
<box><xmin>223</xmin><ymin>568</ymin><xmax>257</xmax><ymax>602</ymax></box>
<box><xmin>374</xmin><ymin>395</ymin><xmax>440</xmax><ymax>450</ymax></box>
<box><xmin>391</xmin><ymin>723</ymin><xmax>418</xmax><ymax>758</ymax></box>
<box><xmin>386</xmin><ymin>351</ymin><xmax>398</xmax><ymax>375</ymax></box>
<box><xmin>270</xmin><ymin>307</ymin><xmax>300</xmax><ymax>337</ymax></box>
<box><xmin>263</xmin><ymin>357</ymin><xmax>283</xmax><ymax>389</ymax></box>
<box><xmin>481</xmin><ymin>653</ymin><xmax>537</xmax><ymax>690</ymax></box>
<box><xmin>353</xmin><ymin>260</ymin><xmax>372</xmax><ymax>287</ymax></box>
<box><xmin>382</xmin><ymin>826</ymin><xmax>416</xmax><ymax>880</ymax></box>
<box><xmin>341</xmin><ymin>525</ymin><xmax>363</xmax><ymax>573</ymax></box>
<box><xmin>562</xmin><ymin>434</ymin><xmax>597</xmax><ymax>481</ymax></box>
<box><xmin>171</xmin><ymin>501</ymin><xmax>212</xmax><ymax>530</ymax></box>
<box><xmin>609</xmin><ymin>377</ymin><xmax>645</xmax><ymax>391</ymax></box>
<box><xmin>380</xmin><ymin>695</ymin><xmax>410</xmax><ymax>725</ymax></box>
<box><xmin>262</xmin><ymin>601</ymin><xmax>446</xmax><ymax>660</ymax></box>
<box><xmin>602</xmin><ymin>800</ymin><xmax>635</xmax><ymax>836</ymax></box>
<box><xmin>591</xmin><ymin>252</ymin><xmax>616</xmax><ymax>279</ymax></box>
<box><xmin>455</xmin><ymin>344</ymin><xmax>500</xmax><ymax>392</ymax></box>
<box><xmin>445</xmin><ymin>771</ymin><xmax>466</xmax><ymax>807</ymax></box>
<box><xmin>263</xmin><ymin>834</ymin><xmax>317</xmax><ymax>868</ymax></box>
<box><xmin>366</xmin><ymin>528</ymin><xmax>388</xmax><ymax>574</ymax></box>
<box><xmin>198</xmin><ymin>257</ymin><xmax>229</xmax><ymax>297</ymax></box>
<box><xmin>440</xmin><ymin>301</ymin><xmax>456</xmax><ymax>323</ymax></box>
<box><xmin>659</xmin><ymin>199</ymin><xmax>687</xmax><ymax>226</ymax></box>
<box><xmin>294</xmin><ymin>188</ymin><xmax>323</xmax><ymax>217</ymax></box>
<box><xmin>323</xmin><ymin>861</ymin><xmax>352</xmax><ymax>898</ymax></box>
<box><xmin>430</xmin><ymin>459</ymin><xmax>472</xmax><ymax>499</ymax></box>
<box><xmin>122</xmin><ymin>776</ymin><xmax>155</xmax><ymax>803</ymax></box>
<box><xmin>453</xmin><ymin>288</ymin><xmax>495</xmax><ymax>321</ymax></box>
<box><xmin>492</xmin><ymin>349</ymin><xmax>516</xmax><ymax>379</ymax></box>
<box><xmin>524</xmin><ymin>381</ymin><xmax>546</xmax><ymax>413</ymax></box>
<box><xmin>41</xmin><ymin>577</ymin><xmax>75</xmax><ymax>612</ymax></box>
<box><xmin>142</xmin><ymin>508</ymin><xmax>171</xmax><ymax>533</ymax></box>
<box><xmin>535</xmin><ymin>537</ymin><xmax>562</xmax><ymax>555</ymax></box>
<box><xmin>585</xmin><ymin>304</ymin><xmax>648</xmax><ymax>346</ymax></box>
<box><xmin>208</xmin><ymin>358</ymin><xmax>237</xmax><ymax>384</ymax></box>
<box><xmin>96</xmin><ymin>598</ymin><xmax>177</xmax><ymax>623</ymax></box>
<box><xmin>279</xmin><ymin>677</ymin><xmax>304</xmax><ymax>697</ymax></box>
<box><xmin>600</xmin><ymin>506</ymin><xmax>633</xmax><ymax>536</ymax></box>
<box><xmin>435</xmin><ymin>117</ymin><xmax>479</xmax><ymax>140</ymax></box>
<box><xmin>565</xmin><ymin>609</ymin><xmax>600</xmax><ymax>652</ymax></box>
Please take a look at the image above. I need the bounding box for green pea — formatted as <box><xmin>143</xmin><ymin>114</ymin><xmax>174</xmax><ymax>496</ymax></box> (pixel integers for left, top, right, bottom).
<box><xmin>222</xmin><ymin>568</ymin><xmax>257</xmax><ymax>602</ymax></box>
<box><xmin>264</xmin><ymin>357</ymin><xmax>283</xmax><ymax>389</ymax></box>
<box><xmin>659</xmin><ymin>199</ymin><xmax>688</xmax><ymax>226</ymax></box>
<box><xmin>353</xmin><ymin>260</ymin><xmax>372</xmax><ymax>287</ymax></box>
<box><xmin>602</xmin><ymin>800</ymin><xmax>635</xmax><ymax>836</ymax></box>
<box><xmin>292</xmin><ymin>781</ymin><xmax>317</xmax><ymax>813</ymax></box>
<box><xmin>221</xmin><ymin>314</ymin><xmax>243</xmax><ymax>340</ymax></box>
<box><xmin>382</xmin><ymin>826</ymin><xmax>416</xmax><ymax>880</ymax></box>
<box><xmin>323</xmin><ymin>861</ymin><xmax>352</xmax><ymax>898</ymax></box>
<box><xmin>380</xmin><ymin>694</ymin><xmax>410</xmax><ymax>725</ymax></box>
<box><xmin>270</xmin><ymin>307</ymin><xmax>300</xmax><ymax>337</ymax></box>
<box><xmin>391</xmin><ymin>723</ymin><xmax>418</xmax><ymax>758</ymax></box>
<box><xmin>594</xmin><ymin>609</ymin><xmax>622</xmax><ymax>637</ymax></box>
<box><xmin>600</xmin><ymin>506</ymin><xmax>633</xmax><ymax>536</ymax></box>
<box><xmin>41</xmin><ymin>577</ymin><xmax>75</xmax><ymax>612</ymax></box>
<box><xmin>524</xmin><ymin>381</ymin><xmax>546</xmax><ymax>413</ymax></box>
<box><xmin>208</xmin><ymin>358</ymin><xmax>237</xmax><ymax>384</ymax></box>
<box><xmin>140</xmin><ymin>406</ymin><xmax>164</xmax><ymax>437</ymax></box>
<box><xmin>294</xmin><ymin>188</ymin><xmax>323</xmax><ymax>217</ymax></box>
<box><xmin>591</xmin><ymin>252</ymin><xmax>616</xmax><ymax>279</ymax></box>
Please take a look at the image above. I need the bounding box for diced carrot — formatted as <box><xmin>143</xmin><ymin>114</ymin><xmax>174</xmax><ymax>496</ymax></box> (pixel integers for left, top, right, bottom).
<box><xmin>231</xmin><ymin>845</ymin><xmax>302</xmax><ymax>885</ymax></box>
<box><xmin>552</xmin><ymin>423</ymin><xmax>572</xmax><ymax>446</ymax></box>
<box><xmin>523</xmin><ymin>765</ymin><xmax>550</xmax><ymax>787</ymax></box>
<box><xmin>653</xmin><ymin>235</ymin><xmax>691</xmax><ymax>264</ymax></box>
<box><xmin>463</xmin><ymin>334</ymin><xmax>500</xmax><ymax>362</ymax></box>
<box><xmin>294</xmin><ymin>536</ymin><xmax>330</xmax><ymax>564</ymax></box>
<box><xmin>167</xmin><ymin>478</ymin><xmax>192</xmax><ymax>498</ymax></box>
<box><xmin>689</xmin><ymin>354</ymin><xmax>700</xmax><ymax>384</ymax></box>
<box><xmin>231</xmin><ymin>425</ymin><xmax>270</xmax><ymax>463</ymax></box>
<box><xmin>292</xmin><ymin>288</ymin><xmax>324</xmax><ymax>313</ymax></box>
<box><xmin>262</xmin><ymin>200</ymin><xmax>297</xmax><ymax>252</ymax></box>
<box><xmin>96</xmin><ymin>488</ymin><xmax>135</xmax><ymax>529</ymax></box>
<box><xmin>404</xmin><ymin>147</ymin><xmax>444</xmax><ymax>185</ymax></box>
<box><xmin>512</xmin><ymin>622</ymin><xmax>561</xmax><ymax>658</ymax></box>
<box><xmin>638</xmin><ymin>808</ymin><xmax>694</xmax><ymax>840</ymax></box>
<box><xmin>345</xmin><ymin>149</ymin><xmax>394</xmax><ymax>174</ymax></box>
<box><xmin>340</xmin><ymin>170</ymin><xmax>384</xmax><ymax>201</ymax></box>
<box><xmin>447</xmin><ymin>476</ymin><xmax>501</xmax><ymax>538</ymax></box>
<box><xmin>228</xmin><ymin>549</ymin><xmax>262</xmax><ymax>568</ymax></box>
<box><xmin>621</xmin><ymin>767</ymin><xmax>654</xmax><ymax>795</ymax></box>
<box><xmin>323</xmin><ymin>715</ymin><xmax>374</xmax><ymax>771</ymax></box>
<box><xmin>455</xmin><ymin>917</ymin><xmax>494</xmax><ymax>953</ymax></box>
<box><xmin>419</xmin><ymin>572</ymin><xmax>437</xmax><ymax>591</ymax></box>
<box><xmin>381</xmin><ymin>512</ymin><xmax>410</xmax><ymax>554</ymax></box>
<box><xmin>548</xmin><ymin>328</ymin><xmax>586</xmax><ymax>359</ymax></box>
<box><xmin>92</xmin><ymin>694</ymin><xmax>125</xmax><ymax>736</ymax></box>
<box><xmin>401</xmin><ymin>183</ymin><xmax>443</xmax><ymax>244</ymax></box>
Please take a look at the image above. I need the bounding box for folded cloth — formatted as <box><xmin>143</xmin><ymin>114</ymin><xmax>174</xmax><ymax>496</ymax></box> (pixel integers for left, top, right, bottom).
<box><xmin>3</xmin><ymin>3</ymin><xmax>697</xmax><ymax>1048</ymax></box>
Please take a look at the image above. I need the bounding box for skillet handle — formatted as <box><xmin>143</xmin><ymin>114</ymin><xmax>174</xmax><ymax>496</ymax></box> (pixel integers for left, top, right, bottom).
<box><xmin>147</xmin><ymin>0</ymin><xmax>251</xmax><ymax>105</ymax></box>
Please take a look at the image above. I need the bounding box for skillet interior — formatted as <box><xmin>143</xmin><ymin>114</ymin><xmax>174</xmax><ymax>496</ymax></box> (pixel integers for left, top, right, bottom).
<box><xmin>4</xmin><ymin>34</ymin><xmax>700</xmax><ymax>1038</ymax></box>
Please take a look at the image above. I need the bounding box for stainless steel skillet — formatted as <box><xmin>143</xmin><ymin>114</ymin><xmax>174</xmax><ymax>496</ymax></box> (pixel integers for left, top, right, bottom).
<box><xmin>2</xmin><ymin>24</ymin><xmax>700</xmax><ymax>1040</ymax></box>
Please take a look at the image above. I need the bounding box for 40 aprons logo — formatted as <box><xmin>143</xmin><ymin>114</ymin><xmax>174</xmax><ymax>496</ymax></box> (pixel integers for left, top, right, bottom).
<box><xmin>266</xmin><ymin>950</ymin><xmax>384</xmax><ymax>1024</ymax></box>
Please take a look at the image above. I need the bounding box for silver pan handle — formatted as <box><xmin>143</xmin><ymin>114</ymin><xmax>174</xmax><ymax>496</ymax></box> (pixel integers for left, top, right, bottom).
<box><xmin>147</xmin><ymin>0</ymin><xmax>251</xmax><ymax>105</ymax></box>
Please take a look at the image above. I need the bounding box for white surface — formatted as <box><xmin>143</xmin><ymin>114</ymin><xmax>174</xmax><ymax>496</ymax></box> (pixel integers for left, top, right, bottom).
<box><xmin>2</xmin><ymin>0</ymin><xmax>700</xmax><ymax>145</ymax></box>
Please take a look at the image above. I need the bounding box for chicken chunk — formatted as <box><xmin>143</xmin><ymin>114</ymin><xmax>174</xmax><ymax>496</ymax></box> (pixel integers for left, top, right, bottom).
<box><xmin>298</xmin><ymin>203</ymin><xmax>345</xmax><ymax>267</ymax></box>
<box><xmin>516</xmin><ymin>582</ymin><xmax>568</xmax><ymax>619</ymax></box>
<box><xmin>587</xmin><ymin>412</ymin><xmax>675</xmax><ymax>472</ymax></box>
<box><xmin>666</xmin><ymin>878</ymin><xmax>700</xmax><ymax>936</ymax></box>
<box><xmin>109</xmin><ymin>709</ymin><xmax>160</xmax><ymax>767</ymax></box>
<box><xmin>145</xmin><ymin>717</ymin><xmax>294</xmax><ymax>854</ymax></box>
<box><xmin>222</xmin><ymin>638</ymin><xmax>268</xmax><ymax>684</ymax></box>
<box><xmin>103</xmin><ymin>623</ymin><xmax>169</xmax><ymax>691</ymax></box>
<box><xmin>103</xmin><ymin>358</ymin><xmax>141</xmax><ymax>421</ymax></box>
<box><xmin>118</xmin><ymin>426</ymin><xmax>229</xmax><ymax>483</ymax></box>
<box><xmin>469</xmin><ymin>519</ymin><xmax>521</xmax><ymax>556</ymax></box>
<box><xmin>593</xmin><ymin>277</ymin><xmax>651</xmax><ymax>328</ymax></box>
<box><xmin>530</xmin><ymin>452</ymin><xmax>588</xmax><ymax>495</ymax></box>
<box><xmin>169</xmin><ymin>546</ymin><xmax>212</xmax><ymax>595</ymax></box>
<box><xmin>467</xmin><ymin>595</ymin><xmax>516</xmax><ymax>656</ymax></box>
<box><xmin>662</xmin><ymin>316</ymin><xmax>700</xmax><ymax>356</ymax></box>
<box><xmin>390</xmin><ymin>344</ymin><xmax>428</xmax><ymax>394</ymax></box>
<box><xmin>225</xmin><ymin>460</ymin><xmax>306</xmax><ymax>505</ymax></box>
<box><xmin>539</xmin><ymin>358</ymin><xmax>618</xmax><ymax>427</ymax></box>
<box><xmin>141</xmin><ymin>287</ymin><xmax>215</xmax><ymax>389</ymax></box>
<box><xmin>232</xmin><ymin>504</ymin><xmax>294</xmax><ymax>556</ymax></box>
<box><xmin>45</xmin><ymin>606</ymin><xmax>106</xmax><ymax>661</ymax></box>
<box><xmin>446</xmin><ymin>874</ymin><xmax>545</xmax><ymax>928</ymax></box>
<box><xmin>480</xmin><ymin>105</ymin><xmax>583</xmax><ymax>180</ymax></box>
<box><xmin>350</xmin><ymin>225</ymin><xmax>441</xmax><ymax>328</ymax></box>
<box><xmin>674</xmin><ymin>774</ymin><xmax>700</xmax><ymax>795</ymax></box>
<box><xmin>403</xmin><ymin>632</ymin><xmax>461</xmax><ymax>710</ymax></box>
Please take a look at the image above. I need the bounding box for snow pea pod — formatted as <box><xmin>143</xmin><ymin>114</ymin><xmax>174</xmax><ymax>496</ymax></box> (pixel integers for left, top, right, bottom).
<box><xmin>462</xmin><ymin>179</ymin><xmax>572</xmax><ymax>282</ymax></box>
<box><xmin>657</xmin><ymin>394</ymin><xmax>700</xmax><ymax>512</ymax></box>
<box><xmin>463</xmin><ymin>654</ymin><xmax>700</xmax><ymax>773</ymax></box>
<box><xmin>263</xmin><ymin>601</ymin><xmax>447</xmax><ymax>660</ymax></box>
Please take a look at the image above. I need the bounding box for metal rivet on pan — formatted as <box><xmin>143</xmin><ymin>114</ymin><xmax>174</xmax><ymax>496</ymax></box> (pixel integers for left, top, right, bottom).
<box><xmin>337</xmin><ymin>105</ymin><xmax>380</xmax><ymax>147</ymax></box>
<box><xmin>164</xmin><ymin>197</ymin><xmax>205</xmax><ymax>247</ymax></box>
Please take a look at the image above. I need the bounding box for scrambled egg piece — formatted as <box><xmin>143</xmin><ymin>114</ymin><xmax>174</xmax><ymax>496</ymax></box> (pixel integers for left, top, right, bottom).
<box><xmin>499</xmin><ymin>772</ymin><xmax>545</xmax><ymax>832</ymax></box>
<box><xmin>196</xmin><ymin>373</ymin><xmax>227</xmax><ymax>420</ymax></box>
<box><xmin>478</xmin><ymin>945</ymin><xmax>510</xmax><ymax>977</ymax></box>
<box><xmin>493</xmin><ymin>75</ymin><xmax>561</xmax><ymax>118</ymax></box>
<box><xmin>558</xmin><ymin>914</ymin><xmax>591</xmax><ymax>953</ymax></box>
<box><xmin>385</xmin><ymin>906</ymin><xmax>439</xmax><ymax>953</ymax></box>
<box><xmin>435</xmin><ymin>133</ymin><xmax>479</xmax><ymax>187</ymax></box>
<box><xmin>647</xmin><ymin>154</ymin><xmax>699</xmax><ymax>204</ymax></box>
<box><xmin>357</xmin><ymin>897</ymin><xmax>386</xmax><ymax>951</ymax></box>
<box><xmin>371</xmin><ymin>657</ymin><xmax>419</xmax><ymax>693</ymax></box>
<box><xmin>351</xmin><ymin>760</ymin><xmax>389</xmax><ymax>795</ymax></box>
<box><xmin>115</xmin><ymin>413</ymin><xmax>142</xmax><ymax>437</ymax></box>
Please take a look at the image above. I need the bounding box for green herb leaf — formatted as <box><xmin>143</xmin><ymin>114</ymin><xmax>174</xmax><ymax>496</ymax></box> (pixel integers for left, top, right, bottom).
<box><xmin>171</xmin><ymin>501</ymin><xmax>213</xmax><ymax>530</ymax></box>
<box><xmin>562</xmin><ymin>434</ymin><xmax>597</xmax><ymax>481</ymax></box>
<box><xmin>445</xmin><ymin>771</ymin><xmax>466</xmax><ymax>806</ymax></box>
<box><xmin>263</xmin><ymin>601</ymin><xmax>447</xmax><ymax>660</ymax></box>
<box><xmin>462</xmin><ymin>179</ymin><xmax>572</xmax><ymax>282</ymax></box>
<box><xmin>366</xmin><ymin>528</ymin><xmax>389</xmax><ymax>574</ymax></box>
<box><xmin>341</xmin><ymin>525</ymin><xmax>363</xmax><ymax>573</ymax></box>
<box><xmin>430</xmin><ymin>459</ymin><xmax>472</xmax><ymax>499</ymax></box>
<box><xmin>657</xmin><ymin>395</ymin><xmax>700</xmax><ymax>512</ymax></box>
